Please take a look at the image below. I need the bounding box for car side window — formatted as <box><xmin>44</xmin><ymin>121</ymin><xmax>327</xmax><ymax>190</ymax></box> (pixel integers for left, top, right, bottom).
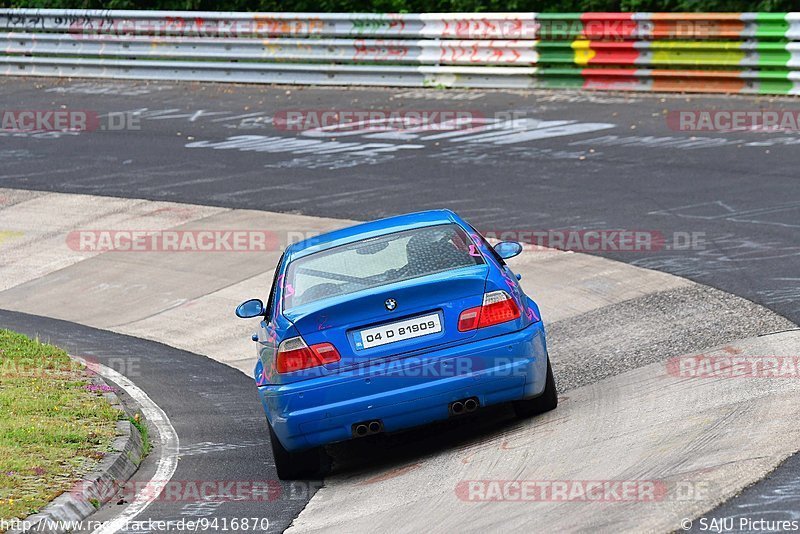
<box><xmin>264</xmin><ymin>253</ymin><xmax>285</xmax><ymax>321</ymax></box>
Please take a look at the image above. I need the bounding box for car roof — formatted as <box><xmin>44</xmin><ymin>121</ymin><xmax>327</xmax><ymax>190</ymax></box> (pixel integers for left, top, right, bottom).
<box><xmin>285</xmin><ymin>209</ymin><xmax>463</xmax><ymax>261</ymax></box>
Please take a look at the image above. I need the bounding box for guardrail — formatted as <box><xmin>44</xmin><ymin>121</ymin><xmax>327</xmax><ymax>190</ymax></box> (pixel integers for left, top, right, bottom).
<box><xmin>1</xmin><ymin>9</ymin><xmax>799</xmax><ymax>94</ymax></box>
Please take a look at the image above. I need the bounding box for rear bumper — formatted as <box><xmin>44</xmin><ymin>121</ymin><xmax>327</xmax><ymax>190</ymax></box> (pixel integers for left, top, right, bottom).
<box><xmin>257</xmin><ymin>321</ymin><xmax>548</xmax><ymax>451</ymax></box>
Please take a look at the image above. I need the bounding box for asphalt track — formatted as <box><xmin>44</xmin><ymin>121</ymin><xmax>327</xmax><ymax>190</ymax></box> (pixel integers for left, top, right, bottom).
<box><xmin>1</xmin><ymin>77</ymin><xmax>800</xmax><ymax>532</ymax></box>
<box><xmin>1</xmin><ymin>77</ymin><xmax>798</xmax><ymax>325</ymax></box>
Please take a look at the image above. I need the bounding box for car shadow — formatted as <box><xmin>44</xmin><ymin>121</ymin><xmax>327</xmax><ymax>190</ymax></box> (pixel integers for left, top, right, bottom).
<box><xmin>325</xmin><ymin>402</ymin><xmax>538</xmax><ymax>477</ymax></box>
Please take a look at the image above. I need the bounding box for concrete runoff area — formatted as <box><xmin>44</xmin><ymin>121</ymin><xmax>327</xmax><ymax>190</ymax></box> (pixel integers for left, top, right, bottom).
<box><xmin>287</xmin><ymin>331</ymin><xmax>800</xmax><ymax>533</ymax></box>
<box><xmin>0</xmin><ymin>188</ymin><xmax>796</xmax><ymax>531</ymax></box>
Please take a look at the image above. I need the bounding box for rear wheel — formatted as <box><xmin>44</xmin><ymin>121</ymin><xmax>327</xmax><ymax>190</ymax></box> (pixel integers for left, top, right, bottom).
<box><xmin>513</xmin><ymin>358</ymin><xmax>558</xmax><ymax>418</ymax></box>
<box><xmin>268</xmin><ymin>423</ymin><xmax>326</xmax><ymax>480</ymax></box>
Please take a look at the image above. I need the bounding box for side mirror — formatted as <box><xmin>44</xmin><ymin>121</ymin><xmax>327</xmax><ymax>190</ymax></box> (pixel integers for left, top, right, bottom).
<box><xmin>235</xmin><ymin>298</ymin><xmax>265</xmax><ymax>319</ymax></box>
<box><xmin>494</xmin><ymin>241</ymin><xmax>523</xmax><ymax>260</ymax></box>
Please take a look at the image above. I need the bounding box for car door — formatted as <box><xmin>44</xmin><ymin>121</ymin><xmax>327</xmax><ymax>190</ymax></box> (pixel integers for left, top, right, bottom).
<box><xmin>256</xmin><ymin>253</ymin><xmax>284</xmax><ymax>385</ymax></box>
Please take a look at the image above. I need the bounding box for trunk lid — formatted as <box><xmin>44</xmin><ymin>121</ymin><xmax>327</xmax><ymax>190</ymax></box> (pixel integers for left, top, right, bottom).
<box><xmin>282</xmin><ymin>264</ymin><xmax>488</xmax><ymax>371</ymax></box>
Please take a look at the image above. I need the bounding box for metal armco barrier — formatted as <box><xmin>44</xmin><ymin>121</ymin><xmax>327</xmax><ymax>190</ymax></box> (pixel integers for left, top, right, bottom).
<box><xmin>2</xmin><ymin>9</ymin><xmax>800</xmax><ymax>94</ymax></box>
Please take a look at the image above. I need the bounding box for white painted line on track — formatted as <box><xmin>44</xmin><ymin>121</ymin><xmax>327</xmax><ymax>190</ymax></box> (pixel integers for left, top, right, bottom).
<box><xmin>73</xmin><ymin>356</ymin><xmax>180</xmax><ymax>534</ymax></box>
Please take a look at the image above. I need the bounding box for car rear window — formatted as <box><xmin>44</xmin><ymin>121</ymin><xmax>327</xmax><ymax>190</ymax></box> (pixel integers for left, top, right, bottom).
<box><xmin>284</xmin><ymin>224</ymin><xmax>484</xmax><ymax>309</ymax></box>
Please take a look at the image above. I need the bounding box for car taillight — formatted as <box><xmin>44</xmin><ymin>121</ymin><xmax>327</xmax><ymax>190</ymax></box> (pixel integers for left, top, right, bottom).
<box><xmin>310</xmin><ymin>342</ymin><xmax>341</xmax><ymax>364</ymax></box>
<box><xmin>458</xmin><ymin>307</ymin><xmax>481</xmax><ymax>332</ymax></box>
<box><xmin>458</xmin><ymin>291</ymin><xmax>521</xmax><ymax>332</ymax></box>
<box><xmin>276</xmin><ymin>337</ymin><xmax>341</xmax><ymax>373</ymax></box>
<box><xmin>479</xmin><ymin>290</ymin><xmax>521</xmax><ymax>327</ymax></box>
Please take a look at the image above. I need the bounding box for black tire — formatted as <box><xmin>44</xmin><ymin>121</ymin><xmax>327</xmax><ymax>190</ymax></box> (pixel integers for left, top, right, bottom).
<box><xmin>513</xmin><ymin>358</ymin><xmax>558</xmax><ymax>418</ymax></box>
<box><xmin>268</xmin><ymin>423</ymin><xmax>326</xmax><ymax>480</ymax></box>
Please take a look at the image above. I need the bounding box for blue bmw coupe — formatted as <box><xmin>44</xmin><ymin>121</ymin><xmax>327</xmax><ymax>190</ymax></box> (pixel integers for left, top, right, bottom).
<box><xmin>236</xmin><ymin>210</ymin><xmax>556</xmax><ymax>479</ymax></box>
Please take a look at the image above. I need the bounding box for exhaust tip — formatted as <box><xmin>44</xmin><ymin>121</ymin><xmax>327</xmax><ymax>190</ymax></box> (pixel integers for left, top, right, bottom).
<box><xmin>464</xmin><ymin>398</ymin><xmax>478</xmax><ymax>412</ymax></box>
<box><xmin>354</xmin><ymin>424</ymin><xmax>369</xmax><ymax>437</ymax></box>
<box><xmin>368</xmin><ymin>421</ymin><xmax>382</xmax><ymax>433</ymax></box>
<box><xmin>451</xmin><ymin>401</ymin><xmax>465</xmax><ymax>415</ymax></box>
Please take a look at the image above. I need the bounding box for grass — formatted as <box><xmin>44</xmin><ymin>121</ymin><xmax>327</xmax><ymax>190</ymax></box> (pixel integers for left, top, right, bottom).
<box><xmin>129</xmin><ymin>415</ymin><xmax>151</xmax><ymax>459</ymax></box>
<box><xmin>0</xmin><ymin>330</ymin><xmax>121</xmax><ymax>523</ymax></box>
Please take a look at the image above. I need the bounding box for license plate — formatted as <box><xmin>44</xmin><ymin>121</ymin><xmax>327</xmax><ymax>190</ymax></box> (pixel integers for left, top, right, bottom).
<box><xmin>354</xmin><ymin>313</ymin><xmax>442</xmax><ymax>350</ymax></box>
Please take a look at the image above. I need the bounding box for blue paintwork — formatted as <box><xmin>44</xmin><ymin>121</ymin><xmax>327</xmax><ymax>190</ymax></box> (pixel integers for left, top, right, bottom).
<box><xmin>243</xmin><ymin>209</ymin><xmax>549</xmax><ymax>452</ymax></box>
